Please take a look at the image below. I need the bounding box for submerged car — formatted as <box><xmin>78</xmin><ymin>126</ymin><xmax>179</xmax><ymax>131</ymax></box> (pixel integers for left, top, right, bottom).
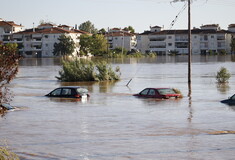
<box><xmin>133</xmin><ymin>88</ymin><xmax>181</xmax><ymax>99</ymax></box>
<box><xmin>221</xmin><ymin>94</ymin><xmax>235</xmax><ymax>105</ymax></box>
<box><xmin>46</xmin><ymin>86</ymin><xmax>89</xmax><ymax>98</ymax></box>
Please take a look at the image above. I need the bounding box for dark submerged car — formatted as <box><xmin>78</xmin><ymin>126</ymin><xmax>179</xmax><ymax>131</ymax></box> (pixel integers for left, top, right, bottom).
<box><xmin>221</xmin><ymin>94</ymin><xmax>235</xmax><ymax>105</ymax></box>
<box><xmin>46</xmin><ymin>86</ymin><xmax>89</xmax><ymax>98</ymax></box>
<box><xmin>133</xmin><ymin>88</ymin><xmax>181</xmax><ymax>99</ymax></box>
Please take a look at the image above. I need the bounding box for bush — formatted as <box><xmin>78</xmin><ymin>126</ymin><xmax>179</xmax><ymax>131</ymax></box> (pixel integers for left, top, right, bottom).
<box><xmin>173</xmin><ymin>88</ymin><xmax>183</xmax><ymax>98</ymax></box>
<box><xmin>56</xmin><ymin>59</ymin><xmax>120</xmax><ymax>82</ymax></box>
<box><xmin>0</xmin><ymin>146</ymin><xmax>19</xmax><ymax>160</ymax></box>
<box><xmin>216</xmin><ymin>67</ymin><xmax>231</xmax><ymax>83</ymax></box>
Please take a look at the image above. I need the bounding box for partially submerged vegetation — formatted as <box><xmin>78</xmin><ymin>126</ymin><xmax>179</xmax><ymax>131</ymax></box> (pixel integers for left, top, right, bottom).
<box><xmin>173</xmin><ymin>88</ymin><xmax>183</xmax><ymax>98</ymax></box>
<box><xmin>56</xmin><ymin>59</ymin><xmax>121</xmax><ymax>82</ymax></box>
<box><xmin>0</xmin><ymin>43</ymin><xmax>21</xmax><ymax>116</ymax></box>
<box><xmin>0</xmin><ymin>144</ymin><xmax>19</xmax><ymax>160</ymax></box>
<box><xmin>216</xmin><ymin>67</ymin><xmax>231</xmax><ymax>83</ymax></box>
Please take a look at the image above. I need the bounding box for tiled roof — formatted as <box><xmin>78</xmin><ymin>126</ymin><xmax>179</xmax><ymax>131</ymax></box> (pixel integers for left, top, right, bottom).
<box><xmin>106</xmin><ymin>32</ymin><xmax>135</xmax><ymax>37</ymax></box>
<box><xmin>228</xmin><ymin>24</ymin><xmax>235</xmax><ymax>28</ymax></box>
<box><xmin>73</xmin><ymin>29</ymin><xmax>91</xmax><ymax>35</ymax></box>
<box><xmin>14</xmin><ymin>27</ymin><xmax>76</xmax><ymax>35</ymax></box>
<box><xmin>0</xmin><ymin>21</ymin><xmax>23</xmax><ymax>27</ymax></box>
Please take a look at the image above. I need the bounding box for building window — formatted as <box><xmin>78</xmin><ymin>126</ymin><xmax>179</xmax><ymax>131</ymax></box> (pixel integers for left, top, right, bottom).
<box><xmin>168</xmin><ymin>43</ymin><xmax>172</xmax><ymax>46</ymax></box>
<box><xmin>168</xmin><ymin>36</ymin><xmax>172</xmax><ymax>39</ymax></box>
<box><xmin>211</xmin><ymin>35</ymin><xmax>214</xmax><ymax>38</ymax></box>
<box><xmin>45</xmin><ymin>35</ymin><xmax>48</xmax><ymax>38</ymax></box>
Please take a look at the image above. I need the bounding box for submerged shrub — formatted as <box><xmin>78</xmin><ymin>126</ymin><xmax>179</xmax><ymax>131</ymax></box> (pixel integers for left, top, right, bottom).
<box><xmin>56</xmin><ymin>59</ymin><xmax>120</xmax><ymax>82</ymax></box>
<box><xmin>216</xmin><ymin>67</ymin><xmax>231</xmax><ymax>83</ymax></box>
<box><xmin>0</xmin><ymin>145</ymin><xmax>19</xmax><ymax>160</ymax></box>
<box><xmin>173</xmin><ymin>88</ymin><xmax>183</xmax><ymax>98</ymax></box>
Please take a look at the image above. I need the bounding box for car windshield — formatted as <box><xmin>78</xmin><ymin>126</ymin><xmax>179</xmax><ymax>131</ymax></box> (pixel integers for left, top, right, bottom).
<box><xmin>77</xmin><ymin>88</ymin><xmax>88</xmax><ymax>94</ymax></box>
<box><xmin>158</xmin><ymin>89</ymin><xmax>175</xmax><ymax>95</ymax></box>
<box><xmin>230</xmin><ymin>94</ymin><xmax>235</xmax><ymax>100</ymax></box>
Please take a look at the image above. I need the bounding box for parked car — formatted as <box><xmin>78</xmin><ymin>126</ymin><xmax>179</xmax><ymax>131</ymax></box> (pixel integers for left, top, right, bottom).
<box><xmin>46</xmin><ymin>86</ymin><xmax>89</xmax><ymax>98</ymax></box>
<box><xmin>221</xmin><ymin>94</ymin><xmax>235</xmax><ymax>105</ymax></box>
<box><xmin>133</xmin><ymin>88</ymin><xmax>181</xmax><ymax>99</ymax></box>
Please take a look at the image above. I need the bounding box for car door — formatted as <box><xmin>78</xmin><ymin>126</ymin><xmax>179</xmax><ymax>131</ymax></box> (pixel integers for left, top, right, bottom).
<box><xmin>61</xmin><ymin>88</ymin><xmax>73</xmax><ymax>98</ymax></box>
<box><xmin>147</xmin><ymin>89</ymin><xmax>156</xmax><ymax>98</ymax></box>
<box><xmin>139</xmin><ymin>88</ymin><xmax>150</xmax><ymax>98</ymax></box>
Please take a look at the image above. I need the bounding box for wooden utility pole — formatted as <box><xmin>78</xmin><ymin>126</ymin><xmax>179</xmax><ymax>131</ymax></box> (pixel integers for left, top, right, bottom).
<box><xmin>188</xmin><ymin>0</ymin><xmax>192</xmax><ymax>95</ymax></box>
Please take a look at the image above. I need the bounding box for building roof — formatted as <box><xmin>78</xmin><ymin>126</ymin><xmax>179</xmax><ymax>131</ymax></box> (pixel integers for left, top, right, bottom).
<box><xmin>228</xmin><ymin>24</ymin><xmax>235</xmax><ymax>28</ymax></box>
<box><xmin>106</xmin><ymin>31</ymin><xmax>135</xmax><ymax>37</ymax></box>
<box><xmin>151</xmin><ymin>25</ymin><xmax>161</xmax><ymax>28</ymax></box>
<box><xmin>0</xmin><ymin>21</ymin><xmax>23</xmax><ymax>27</ymax></box>
<box><xmin>201</xmin><ymin>24</ymin><xmax>219</xmax><ymax>28</ymax></box>
<box><xmin>144</xmin><ymin>29</ymin><xmax>231</xmax><ymax>36</ymax></box>
<box><xmin>13</xmin><ymin>27</ymin><xmax>90</xmax><ymax>35</ymax></box>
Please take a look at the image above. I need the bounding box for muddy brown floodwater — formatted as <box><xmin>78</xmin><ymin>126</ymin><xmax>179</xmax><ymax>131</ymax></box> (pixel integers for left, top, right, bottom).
<box><xmin>0</xmin><ymin>55</ymin><xmax>235</xmax><ymax>160</ymax></box>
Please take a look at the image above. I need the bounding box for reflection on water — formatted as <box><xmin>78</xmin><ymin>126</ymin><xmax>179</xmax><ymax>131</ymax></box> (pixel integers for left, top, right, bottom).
<box><xmin>216</xmin><ymin>83</ymin><xmax>230</xmax><ymax>94</ymax></box>
<box><xmin>0</xmin><ymin>55</ymin><xmax>235</xmax><ymax>160</ymax></box>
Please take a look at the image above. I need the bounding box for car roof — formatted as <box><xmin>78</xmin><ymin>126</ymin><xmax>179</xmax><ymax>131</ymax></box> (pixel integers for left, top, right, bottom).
<box><xmin>145</xmin><ymin>88</ymin><xmax>172</xmax><ymax>90</ymax></box>
<box><xmin>57</xmin><ymin>86</ymin><xmax>83</xmax><ymax>89</ymax></box>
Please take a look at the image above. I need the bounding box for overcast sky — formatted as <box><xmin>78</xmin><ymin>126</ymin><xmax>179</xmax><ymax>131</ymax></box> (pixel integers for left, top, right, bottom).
<box><xmin>1</xmin><ymin>0</ymin><xmax>235</xmax><ymax>33</ymax></box>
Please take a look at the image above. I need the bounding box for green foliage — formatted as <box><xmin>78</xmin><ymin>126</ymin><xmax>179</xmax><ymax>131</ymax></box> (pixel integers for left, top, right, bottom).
<box><xmin>53</xmin><ymin>34</ymin><xmax>75</xmax><ymax>56</ymax></box>
<box><xmin>98</xmin><ymin>28</ymin><xmax>106</xmax><ymax>34</ymax></box>
<box><xmin>0</xmin><ymin>143</ymin><xmax>19</xmax><ymax>160</ymax></box>
<box><xmin>56</xmin><ymin>59</ymin><xmax>120</xmax><ymax>82</ymax></box>
<box><xmin>123</xmin><ymin>26</ymin><xmax>135</xmax><ymax>33</ymax></box>
<box><xmin>0</xmin><ymin>43</ymin><xmax>21</xmax><ymax>105</ymax></box>
<box><xmin>79</xmin><ymin>21</ymin><xmax>98</xmax><ymax>34</ymax></box>
<box><xmin>230</xmin><ymin>38</ymin><xmax>235</xmax><ymax>54</ymax></box>
<box><xmin>79</xmin><ymin>34</ymin><xmax>108</xmax><ymax>56</ymax></box>
<box><xmin>216</xmin><ymin>67</ymin><xmax>231</xmax><ymax>83</ymax></box>
<box><xmin>219</xmin><ymin>49</ymin><xmax>227</xmax><ymax>55</ymax></box>
<box><xmin>173</xmin><ymin>88</ymin><xmax>183</xmax><ymax>98</ymax></box>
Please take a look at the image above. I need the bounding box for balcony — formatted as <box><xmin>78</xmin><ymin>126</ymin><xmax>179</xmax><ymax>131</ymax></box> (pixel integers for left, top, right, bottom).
<box><xmin>149</xmin><ymin>38</ymin><xmax>165</xmax><ymax>41</ymax></box>
<box><xmin>149</xmin><ymin>45</ymin><xmax>166</xmax><ymax>49</ymax></box>
<box><xmin>217</xmin><ymin>37</ymin><xmax>225</xmax><ymax>41</ymax></box>
<box><xmin>32</xmin><ymin>47</ymin><xmax>42</xmax><ymax>51</ymax></box>
<box><xmin>175</xmin><ymin>38</ymin><xmax>188</xmax><ymax>42</ymax></box>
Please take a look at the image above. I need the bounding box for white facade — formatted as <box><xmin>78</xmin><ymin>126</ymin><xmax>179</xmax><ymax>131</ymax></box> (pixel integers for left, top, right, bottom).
<box><xmin>137</xmin><ymin>24</ymin><xmax>232</xmax><ymax>55</ymax></box>
<box><xmin>11</xmin><ymin>24</ymin><xmax>82</xmax><ymax>58</ymax></box>
<box><xmin>106</xmin><ymin>28</ymin><xmax>137</xmax><ymax>51</ymax></box>
<box><xmin>0</xmin><ymin>19</ymin><xmax>24</xmax><ymax>43</ymax></box>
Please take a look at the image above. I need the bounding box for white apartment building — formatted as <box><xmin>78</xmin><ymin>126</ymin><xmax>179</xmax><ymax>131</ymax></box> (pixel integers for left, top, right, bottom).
<box><xmin>0</xmin><ymin>19</ymin><xmax>24</xmax><ymax>43</ymax></box>
<box><xmin>106</xmin><ymin>28</ymin><xmax>137</xmax><ymax>51</ymax></box>
<box><xmin>137</xmin><ymin>24</ymin><xmax>233</xmax><ymax>55</ymax></box>
<box><xmin>12</xmin><ymin>24</ymin><xmax>87</xmax><ymax>58</ymax></box>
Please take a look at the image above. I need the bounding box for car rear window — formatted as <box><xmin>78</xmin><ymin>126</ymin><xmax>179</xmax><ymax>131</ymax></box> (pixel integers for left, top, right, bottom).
<box><xmin>158</xmin><ymin>89</ymin><xmax>175</xmax><ymax>95</ymax></box>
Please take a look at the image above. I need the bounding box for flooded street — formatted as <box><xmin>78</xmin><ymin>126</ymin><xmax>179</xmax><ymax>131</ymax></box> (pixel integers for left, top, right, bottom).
<box><xmin>1</xmin><ymin>55</ymin><xmax>235</xmax><ymax>160</ymax></box>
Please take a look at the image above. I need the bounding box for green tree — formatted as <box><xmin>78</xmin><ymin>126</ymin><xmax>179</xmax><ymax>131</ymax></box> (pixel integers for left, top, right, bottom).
<box><xmin>0</xmin><ymin>43</ymin><xmax>21</xmax><ymax>106</ymax></box>
<box><xmin>79</xmin><ymin>20</ymin><xmax>98</xmax><ymax>34</ymax></box>
<box><xmin>90</xmin><ymin>34</ymin><xmax>108</xmax><ymax>56</ymax></box>
<box><xmin>98</xmin><ymin>28</ymin><xmax>106</xmax><ymax>34</ymax></box>
<box><xmin>230</xmin><ymin>38</ymin><xmax>235</xmax><ymax>54</ymax></box>
<box><xmin>79</xmin><ymin>34</ymin><xmax>108</xmax><ymax>56</ymax></box>
<box><xmin>79</xmin><ymin>34</ymin><xmax>92</xmax><ymax>55</ymax></box>
<box><xmin>123</xmin><ymin>26</ymin><xmax>135</xmax><ymax>33</ymax></box>
<box><xmin>216</xmin><ymin>67</ymin><xmax>231</xmax><ymax>83</ymax></box>
<box><xmin>53</xmin><ymin>34</ymin><xmax>75</xmax><ymax>56</ymax></box>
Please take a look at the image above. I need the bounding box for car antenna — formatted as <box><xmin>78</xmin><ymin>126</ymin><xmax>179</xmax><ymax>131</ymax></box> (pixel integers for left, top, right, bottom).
<box><xmin>126</xmin><ymin>64</ymin><xmax>142</xmax><ymax>87</ymax></box>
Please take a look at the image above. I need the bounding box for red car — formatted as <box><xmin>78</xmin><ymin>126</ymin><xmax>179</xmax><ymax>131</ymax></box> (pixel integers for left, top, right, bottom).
<box><xmin>133</xmin><ymin>88</ymin><xmax>181</xmax><ymax>99</ymax></box>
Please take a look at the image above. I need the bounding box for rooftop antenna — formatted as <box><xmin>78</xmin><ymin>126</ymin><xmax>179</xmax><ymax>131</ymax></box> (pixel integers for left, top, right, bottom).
<box><xmin>33</xmin><ymin>22</ymin><xmax>35</xmax><ymax>32</ymax></box>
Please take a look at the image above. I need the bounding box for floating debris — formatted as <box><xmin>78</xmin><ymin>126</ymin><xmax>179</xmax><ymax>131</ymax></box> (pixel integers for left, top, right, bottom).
<box><xmin>207</xmin><ymin>130</ymin><xmax>235</xmax><ymax>135</ymax></box>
